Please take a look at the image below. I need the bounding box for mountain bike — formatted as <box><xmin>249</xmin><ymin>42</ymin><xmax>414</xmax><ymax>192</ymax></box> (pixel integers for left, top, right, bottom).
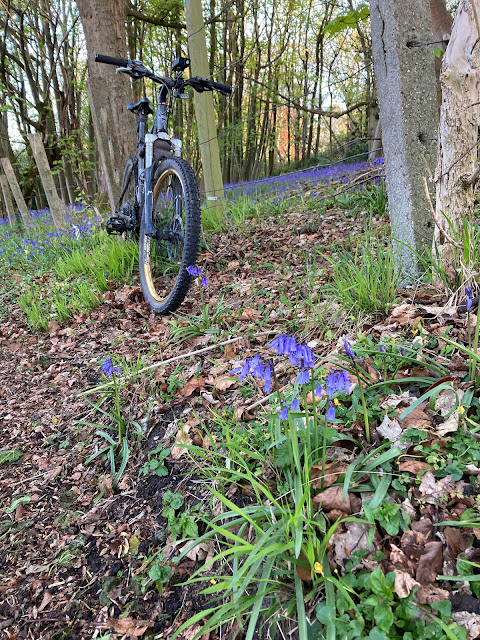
<box><xmin>94</xmin><ymin>53</ymin><xmax>232</xmax><ymax>314</ymax></box>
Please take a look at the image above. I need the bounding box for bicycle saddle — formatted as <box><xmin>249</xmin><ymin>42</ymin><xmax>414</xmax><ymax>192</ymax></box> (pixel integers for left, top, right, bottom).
<box><xmin>126</xmin><ymin>97</ymin><xmax>154</xmax><ymax>115</ymax></box>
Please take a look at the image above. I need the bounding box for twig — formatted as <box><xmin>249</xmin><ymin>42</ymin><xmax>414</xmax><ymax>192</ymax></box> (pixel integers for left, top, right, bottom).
<box><xmin>82</xmin><ymin>331</ymin><xmax>277</xmax><ymax>395</ymax></box>
<box><xmin>463</xmin><ymin>164</ymin><xmax>480</xmax><ymax>187</ymax></box>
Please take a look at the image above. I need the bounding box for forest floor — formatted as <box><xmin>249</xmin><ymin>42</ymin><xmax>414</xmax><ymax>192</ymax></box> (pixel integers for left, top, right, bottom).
<box><xmin>1</xmin><ymin>173</ymin><xmax>480</xmax><ymax>640</ymax></box>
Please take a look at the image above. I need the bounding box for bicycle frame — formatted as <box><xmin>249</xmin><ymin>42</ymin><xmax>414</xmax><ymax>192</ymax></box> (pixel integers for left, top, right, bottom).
<box><xmin>136</xmin><ymin>84</ymin><xmax>182</xmax><ymax>237</ymax></box>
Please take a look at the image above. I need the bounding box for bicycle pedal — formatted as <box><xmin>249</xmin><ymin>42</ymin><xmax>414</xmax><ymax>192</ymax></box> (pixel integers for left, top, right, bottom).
<box><xmin>106</xmin><ymin>216</ymin><xmax>128</xmax><ymax>234</ymax></box>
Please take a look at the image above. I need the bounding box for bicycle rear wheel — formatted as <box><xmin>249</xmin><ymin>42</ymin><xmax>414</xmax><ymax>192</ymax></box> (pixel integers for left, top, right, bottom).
<box><xmin>139</xmin><ymin>156</ymin><xmax>201</xmax><ymax>314</ymax></box>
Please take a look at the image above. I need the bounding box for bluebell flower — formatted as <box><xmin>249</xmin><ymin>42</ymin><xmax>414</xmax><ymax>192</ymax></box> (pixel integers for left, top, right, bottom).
<box><xmin>102</xmin><ymin>357</ymin><xmax>121</xmax><ymax>378</ymax></box>
<box><xmin>238</xmin><ymin>360</ymin><xmax>251</xmax><ymax>380</ymax></box>
<box><xmin>466</xmin><ymin>285</ymin><xmax>473</xmax><ymax>297</ymax></box>
<box><xmin>326</xmin><ymin>404</ymin><xmax>336</xmax><ymax>421</ymax></box>
<box><xmin>290</xmin><ymin>397</ymin><xmax>299</xmax><ymax>411</ymax></box>
<box><xmin>269</xmin><ymin>333</ymin><xmax>287</xmax><ymax>354</ymax></box>
<box><xmin>201</xmin><ymin>276</ymin><xmax>208</xmax><ymax>287</ymax></box>
<box><xmin>379</xmin><ymin>345</ymin><xmax>386</xmax><ymax>353</ymax></box>
<box><xmin>325</xmin><ymin>369</ymin><xmax>351</xmax><ymax>396</ymax></box>
<box><xmin>252</xmin><ymin>357</ymin><xmax>264</xmax><ymax>378</ymax></box>
<box><xmin>343</xmin><ymin>337</ymin><xmax>356</xmax><ymax>360</ymax></box>
<box><xmin>279</xmin><ymin>407</ymin><xmax>289</xmax><ymax>420</ymax></box>
<box><xmin>296</xmin><ymin>369</ymin><xmax>310</xmax><ymax>385</ymax></box>
<box><xmin>314</xmin><ymin>384</ymin><xmax>322</xmax><ymax>398</ymax></box>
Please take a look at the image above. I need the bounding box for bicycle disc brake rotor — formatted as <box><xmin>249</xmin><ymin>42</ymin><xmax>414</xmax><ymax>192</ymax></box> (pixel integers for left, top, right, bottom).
<box><xmin>149</xmin><ymin>170</ymin><xmax>185</xmax><ymax>298</ymax></box>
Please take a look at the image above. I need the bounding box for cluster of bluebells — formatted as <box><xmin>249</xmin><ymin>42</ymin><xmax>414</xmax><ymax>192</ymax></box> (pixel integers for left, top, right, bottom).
<box><xmin>0</xmin><ymin>211</ymin><xmax>102</xmax><ymax>266</ymax></box>
<box><xmin>186</xmin><ymin>265</ymin><xmax>208</xmax><ymax>287</ymax></box>
<box><xmin>223</xmin><ymin>161</ymin><xmax>369</xmax><ymax>205</ymax></box>
<box><xmin>101</xmin><ymin>357</ymin><xmax>121</xmax><ymax>378</ymax></box>
<box><xmin>232</xmin><ymin>354</ymin><xmax>272</xmax><ymax>393</ymax></box>
<box><xmin>232</xmin><ymin>333</ymin><xmax>355</xmax><ymax>423</ymax></box>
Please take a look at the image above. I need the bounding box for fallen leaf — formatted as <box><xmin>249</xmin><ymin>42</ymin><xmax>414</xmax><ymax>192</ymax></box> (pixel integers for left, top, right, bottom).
<box><xmin>416</xmin><ymin>584</ymin><xmax>450</xmax><ymax>605</ymax></box>
<box><xmin>444</xmin><ymin>526</ymin><xmax>472</xmax><ymax>559</ymax></box>
<box><xmin>295</xmin><ymin>551</ymin><xmax>312</xmax><ymax>581</ymax></box>
<box><xmin>399</xmin><ymin>405</ymin><xmax>431</xmax><ymax>430</ymax></box>
<box><xmin>389</xmin><ymin>303</ymin><xmax>420</xmax><ymax>326</ymax></box>
<box><xmin>313</xmin><ymin>486</ymin><xmax>361</xmax><ymax>514</ymax></box>
<box><xmin>398</xmin><ymin>460</ymin><xmax>431</xmax><ymax>474</ymax></box>
<box><xmin>394</xmin><ymin>571</ymin><xmax>420</xmax><ymax>598</ymax></box>
<box><xmin>434</xmin><ymin>388</ymin><xmax>464</xmax><ymax>436</ymax></box>
<box><xmin>311</xmin><ymin>461</ymin><xmax>347</xmax><ymax>490</ymax></box>
<box><xmin>452</xmin><ymin>612</ymin><xmax>480</xmax><ymax>640</ymax></box>
<box><xmin>37</xmin><ymin>591</ymin><xmax>53</xmax><ymax>612</ymax></box>
<box><xmin>108</xmin><ymin>617</ymin><xmax>151</xmax><ymax>637</ymax></box>
<box><xmin>415</xmin><ymin>541</ymin><xmax>443</xmax><ymax>583</ymax></box>
<box><xmin>170</xmin><ymin>423</ymin><xmax>193</xmax><ymax>460</ymax></box>
<box><xmin>330</xmin><ymin>521</ymin><xmax>376</xmax><ymax>570</ymax></box>
<box><xmin>418</xmin><ymin>471</ymin><xmax>453</xmax><ymax>504</ymax></box>
<box><xmin>178</xmin><ymin>376</ymin><xmax>205</xmax><ymax>398</ymax></box>
<box><xmin>377</xmin><ymin>415</ymin><xmax>405</xmax><ymax>448</ymax></box>
<box><xmin>213</xmin><ymin>376</ymin><xmax>236</xmax><ymax>392</ymax></box>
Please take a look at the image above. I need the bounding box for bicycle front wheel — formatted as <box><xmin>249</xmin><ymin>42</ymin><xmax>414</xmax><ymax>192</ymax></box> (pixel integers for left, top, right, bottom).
<box><xmin>139</xmin><ymin>156</ymin><xmax>201</xmax><ymax>314</ymax></box>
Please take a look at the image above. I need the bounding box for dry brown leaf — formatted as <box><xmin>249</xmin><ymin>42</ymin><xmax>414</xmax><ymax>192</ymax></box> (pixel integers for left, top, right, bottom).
<box><xmin>170</xmin><ymin>423</ymin><xmax>193</xmax><ymax>460</ymax></box>
<box><xmin>330</xmin><ymin>521</ymin><xmax>376</xmax><ymax>570</ymax></box>
<box><xmin>37</xmin><ymin>591</ymin><xmax>53</xmax><ymax>612</ymax></box>
<box><xmin>416</xmin><ymin>584</ymin><xmax>450</xmax><ymax>605</ymax></box>
<box><xmin>108</xmin><ymin>617</ymin><xmax>151</xmax><ymax>637</ymax></box>
<box><xmin>399</xmin><ymin>405</ymin><xmax>431</xmax><ymax>430</ymax></box>
<box><xmin>313</xmin><ymin>486</ymin><xmax>361</xmax><ymax>514</ymax></box>
<box><xmin>398</xmin><ymin>460</ymin><xmax>431</xmax><ymax>474</ymax></box>
<box><xmin>394</xmin><ymin>571</ymin><xmax>420</xmax><ymax>598</ymax></box>
<box><xmin>444</xmin><ymin>526</ymin><xmax>471</xmax><ymax>559</ymax></box>
<box><xmin>418</xmin><ymin>471</ymin><xmax>453</xmax><ymax>504</ymax></box>
<box><xmin>214</xmin><ymin>376</ymin><xmax>237</xmax><ymax>392</ymax></box>
<box><xmin>389</xmin><ymin>304</ymin><xmax>420</xmax><ymax>325</ymax></box>
<box><xmin>415</xmin><ymin>541</ymin><xmax>443</xmax><ymax>584</ymax></box>
<box><xmin>311</xmin><ymin>461</ymin><xmax>347</xmax><ymax>490</ymax></box>
<box><xmin>178</xmin><ymin>376</ymin><xmax>205</xmax><ymax>398</ymax></box>
<box><xmin>295</xmin><ymin>551</ymin><xmax>312</xmax><ymax>581</ymax></box>
<box><xmin>452</xmin><ymin>612</ymin><xmax>480</xmax><ymax>640</ymax></box>
<box><xmin>377</xmin><ymin>415</ymin><xmax>404</xmax><ymax>447</ymax></box>
<box><xmin>435</xmin><ymin>388</ymin><xmax>464</xmax><ymax>436</ymax></box>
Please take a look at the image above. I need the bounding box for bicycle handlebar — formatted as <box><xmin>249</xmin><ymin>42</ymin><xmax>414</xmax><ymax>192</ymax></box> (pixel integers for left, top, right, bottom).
<box><xmin>94</xmin><ymin>53</ymin><xmax>130</xmax><ymax>67</ymax></box>
<box><xmin>94</xmin><ymin>53</ymin><xmax>233</xmax><ymax>96</ymax></box>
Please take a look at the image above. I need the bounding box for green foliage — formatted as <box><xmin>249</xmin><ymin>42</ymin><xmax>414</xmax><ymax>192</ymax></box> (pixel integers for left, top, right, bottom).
<box><xmin>322</xmin><ymin>567</ymin><xmax>466</xmax><ymax>639</ymax></box>
<box><xmin>0</xmin><ymin>449</ymin><xmax>23</xmax><ymax>465</ymax></box>
<box><xmin>325</xmin><ymin>3</ymin><xmax>370</xmax><ymax>36</ymax></box>
<box><xmin>162</xmin><ymin>491</ymin><xmax>199</xmax><ymax>541</ymax></box>
<box><xmin>140</xmin><ymin>445</ymin><xmax>170</xmax><ymax>477</ymax></box>
<box><xmin>326</xmin><ymin>231</ymin><xmax>401</xmax><ymax>318</ymax></box>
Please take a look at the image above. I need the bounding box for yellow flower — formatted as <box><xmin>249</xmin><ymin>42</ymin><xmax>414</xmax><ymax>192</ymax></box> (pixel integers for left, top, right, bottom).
<box><xmin>459</xmin><ymin>406</ymin><xmax>465</xmax><ymax>415</ymax></box>
<box><xmin>333</xmin><ymin>398</ymin><xmax>340</xmax><ymax>407</ymax></box>
<box><xmin>412</xmin><ymin>328</ymin><xmax>418</xmax><ymax>335</ymax></box>
<box><xmin>391</xmin><ymin>338</ymin><xmax>395</xmax><ymax>344</ymax></box>
<box><xmin>210</xmin><ymin>578</ymin><xmax>217</xmax><ymax>585</ymax></box>
<box><xmin>314</xmin><ymin>562</ymin><xmax>323</xmax><ymax>575</ymax></box>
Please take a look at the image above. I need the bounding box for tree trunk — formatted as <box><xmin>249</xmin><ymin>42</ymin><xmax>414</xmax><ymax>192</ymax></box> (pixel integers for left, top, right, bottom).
<box><xmin>370</xmin><ymin>0</ymin><xmax>439</xmax><ymax>281</ymax></box>
<box><xmin>434</xmin><ymin>0</ymin><xmax>480</xmax><ymax>280</ymax></box>
<box><xmin>76</xmin><ymin>0</ymin><xmax>136</xmax><ymax>213</ymax></box>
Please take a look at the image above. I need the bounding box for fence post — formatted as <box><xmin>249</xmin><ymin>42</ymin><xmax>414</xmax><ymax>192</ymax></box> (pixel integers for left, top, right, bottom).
<box><xmin>28</xmin><ymin>133</ymin><xmax>66</xmax><ymax>228</ymax></box>
<box><xmin>0</xmin><ymin>157</ymin><xmax>31</xmax><ymax>225</ymax></box>
<box><xmin>0</xmin><ymin>174</ymin><xmax>15</xmax><ymax>225</ymax></box>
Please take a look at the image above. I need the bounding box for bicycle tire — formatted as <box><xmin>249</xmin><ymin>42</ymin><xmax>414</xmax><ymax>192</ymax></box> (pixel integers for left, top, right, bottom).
<box><xmin>139</xmin><ymin>156</ymin><xmax>201</xmax><ymax>314</ymax></box>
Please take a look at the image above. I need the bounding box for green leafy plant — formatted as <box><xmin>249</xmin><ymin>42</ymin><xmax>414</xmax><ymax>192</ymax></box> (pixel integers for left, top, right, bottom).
<box><xmin>0</xmin><ymin>449</ymin><xmax>23</xmax><ymax>465</ymax></box>
<box><xmin>140</xmin><ymin>445</ymin><xmax>170</xmax><ymax>477</ymax></box>
<box><xmin>162</xmin><ymin>490</ymin><xmax>199</xmax><ymax>541</ymax></box>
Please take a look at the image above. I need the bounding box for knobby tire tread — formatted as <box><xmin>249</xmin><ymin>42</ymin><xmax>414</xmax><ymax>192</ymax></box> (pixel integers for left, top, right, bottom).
<box><xmin>139</xmin><ymin>156</ymin><xmax>201</xmax><ymax>314</ymax></box>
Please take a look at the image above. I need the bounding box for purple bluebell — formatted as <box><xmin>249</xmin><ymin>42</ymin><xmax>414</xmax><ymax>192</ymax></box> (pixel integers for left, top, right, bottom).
<box><xmin>252</xmin><ymin>356</ymin><xmax>264</xmax><ymax>378</ymax></box>
<box><xmin>290</xmin><ymin>397</ymin><xmax>299</xmax><ymax>411</ymax></box>
<box><xmin>201</xmin><ymin>277</ymin><xmax>208</xmax><ymax>287</ymax></box>
<box><xmin>343</xmin><ymin>337</ymin><xmax>356</xmax><ymax>360</ymax></box>
<box><xmin>279</xmin><ymin>407</ymin><xmax>289</xmax><ymax>420</ymax></box>
<box><xmin>379</xmin><ymin>345</ymin><xmax>386</xmax><ymax>353</ymax></box>
<box><xmin>466</xmin><ymin>285</ymin><xmax>474</xmax><ymax>311</ymax></box>
<box><xmin>325</xmin><ymin>369</ymin><xmax>351</xmax><ymax>396</ymax></box>
<box><xmin>326</xmin><ymin>404</ymin><xmax>336</xmax><ymax>421</ymax></box>
<box><xmin>269</xmin><ymin>334</ymin><xmax>287</xmax><ymax>354</ymax></box>
<box><xmin>238</xmin><ymin>360</ymin><xmax>251</xmax><ymax>380</ymax></box>
<box><xmin>102</xmin><ymin>357</ymin><xmax>121</xmax><ymax>378</ymax></box>
<box><xmin>296</xmin><ymin>369</ymin><xmax>310</xmax><ymax>385</ymax></box>
<box><xmin>314</xmin><ymin>384</ymin><xmax>322</xmax><ymax>397</ymax></box>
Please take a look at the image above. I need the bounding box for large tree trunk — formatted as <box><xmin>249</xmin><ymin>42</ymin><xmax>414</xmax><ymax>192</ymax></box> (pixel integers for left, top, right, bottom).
<box><xmin>76</xmin><ymin>0</ymin><xmax>136</xmax><ymax>212</ymax></box>
<box><xmin>434</xmin><ymin>0</ymin><xmax>480</xmax><ymax>282</ymax></box>
<box><xmin>370</xmin><ymin>0</ymin><xmax>439</xmax><ymax>281</ymax></box>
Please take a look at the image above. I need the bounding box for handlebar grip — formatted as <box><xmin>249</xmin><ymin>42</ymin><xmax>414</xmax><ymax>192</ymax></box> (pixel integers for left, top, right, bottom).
<box><xmin>94</xmin><ymin>53</ymin><xmax>130</xmax><ymax>67</ymax></box>
<box><xmin>210</xmin><ymin>80</ymin><xmax>233</xmax><ymax>94</ymax></box>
